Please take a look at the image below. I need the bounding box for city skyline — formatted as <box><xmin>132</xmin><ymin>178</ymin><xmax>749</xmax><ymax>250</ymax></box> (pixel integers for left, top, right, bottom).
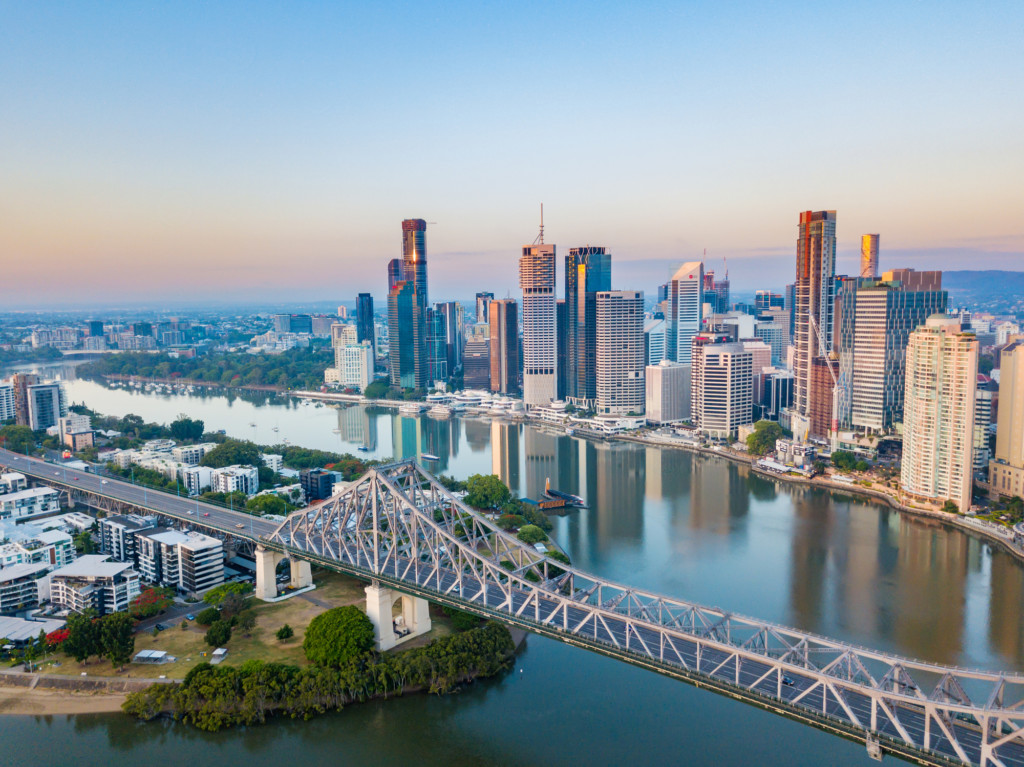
<box><xmin>3</xmin><ymin>2</ymin><xmax>1023</xmax><ymax>306</ymax></box>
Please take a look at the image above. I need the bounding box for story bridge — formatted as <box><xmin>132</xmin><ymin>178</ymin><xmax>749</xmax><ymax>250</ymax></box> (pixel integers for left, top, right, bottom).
<box><xmin>5</xmin><ymin>447</ymin><xmax>1024</xmax><ymax>767</ymax></box>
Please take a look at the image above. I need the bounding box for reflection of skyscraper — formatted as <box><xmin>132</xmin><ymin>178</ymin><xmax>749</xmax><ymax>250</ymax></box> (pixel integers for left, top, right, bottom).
<box><xmin>463</xmin><ymin>418</ymin><xmax>491</xmax><ymax>452</ymax></box>
<box><xmin>337</xmin><ymin>405</ymin><xmax>378</xmax><ymax>449</ymax></box>
<box><xmin>392</xmin><ymin>415</ymin><xmax>423</xmax><ymax>461</ymax></box>
<box><xmin>592</xmin><ymin>442</ymin><xmax>645</xmax><ymax>547</ymax></box>
<box><xmin>421</xmin><ymin>418</ymin><xmax>452</xmax><ymax>473</ymax></box>
<box><xmin>987</xmin><ymin>552</ymin><xmax>1024</xmax><ymax>662</ymax></box>
<box><xmin>490</xmin><ymin>422</ymin><xmax>520</xmax><ymax>491</ymax></box>
<box><xmin>523</xmin><ymin>428</ymin><xmax>558</xmax><ymax>500</ymax></box>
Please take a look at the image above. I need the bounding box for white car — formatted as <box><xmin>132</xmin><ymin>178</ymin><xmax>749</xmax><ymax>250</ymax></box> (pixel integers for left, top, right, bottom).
<box><xmin>101</xmin><ymin>480</ymin><xmax>108</xmax><ymax>484</ymax></box>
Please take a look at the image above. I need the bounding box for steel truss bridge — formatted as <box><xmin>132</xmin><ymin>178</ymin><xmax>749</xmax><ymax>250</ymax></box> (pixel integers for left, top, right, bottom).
<box><xmin>266</xmin><ymin>461</ymin><xmax>1024</xmax><ymax>767</ymax></box>
<box><xmin>6</xmin><ymin>447</ymin><xmax>1024</xmax><ymax>766</ymax></box>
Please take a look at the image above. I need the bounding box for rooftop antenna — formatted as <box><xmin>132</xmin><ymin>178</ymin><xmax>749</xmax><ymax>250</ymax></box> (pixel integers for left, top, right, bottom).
<box><xmin>534</xmin><ymin>203</ymin><xmax>545</xmax><ymax>245</ymax></box>
<box><xmin>724</xmin><ymin>257</ymin><xmax>728</xmax><ymax>279</ymax></box>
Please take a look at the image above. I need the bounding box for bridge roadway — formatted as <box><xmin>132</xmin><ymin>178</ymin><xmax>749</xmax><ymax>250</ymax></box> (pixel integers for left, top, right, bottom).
<box><xmin>0</xmin><ymin>447</ymin><xmax>278</xmax><ymax>540</ymax></box>
<box><xmin>5</xmin><ymin>447</ymin><xmax>1023</xmax><ymax>765</ymax></box>
<box><xmin>282</xmin><ymin>533</ymin><xmax>1022</xmax><ymax>767</ymax></box>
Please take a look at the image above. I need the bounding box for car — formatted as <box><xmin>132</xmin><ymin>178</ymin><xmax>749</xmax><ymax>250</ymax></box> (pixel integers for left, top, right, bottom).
<box><xmin>235</xmin><ymin>523</ymin><xmax>245</xmax><ymax>529</ymax></box>
<box><xmin>101</xmin><ymin>479</ymin><xmax>108</xmax><ymax>484</ymax></box>
<box><xmin>54</xmin><ymin>471</ymin><xmax>59</xmax><ymax>476</ymax></box>
<box><xmin>72</xmin><ymin>476</ymin><xmax>78</xmax><ymax>480</ymax></box>
<box><xmin>154</xmin><ymin>623</ymin><xmax>168</xmax><ymax>631</ymax></box>
<box><xmin>186</xmin><ymin>510</ymin><xmax>194</xmax><ymax>515</ymax></box>
<box><xmin>782</xmin><ymin>676</ymin><xmax>795</xmax><ymax>687</ymax></box>
<box><xmin>203</xmin><ymin>512</ymin><xmax>210</xmax><ymax>517</ymax></box>
<box><xmin>186</xmin><ymin>614</ymin><xmax>195</xmax><ymax>621</ymax></box>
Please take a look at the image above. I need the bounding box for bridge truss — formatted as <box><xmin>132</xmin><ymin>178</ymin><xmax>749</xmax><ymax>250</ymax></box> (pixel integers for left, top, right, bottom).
<box><xmin>265</xmin><ymin>460</ymin><xmax>1020</xmax><ymax>766</ymax></box>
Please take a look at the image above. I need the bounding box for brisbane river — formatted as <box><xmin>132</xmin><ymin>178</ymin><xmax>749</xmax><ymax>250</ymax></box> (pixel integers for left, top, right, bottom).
<box><xmin>7</xmin><ymin>367</ymin><xmax>1024</xmax><ymax>766</ymax></box>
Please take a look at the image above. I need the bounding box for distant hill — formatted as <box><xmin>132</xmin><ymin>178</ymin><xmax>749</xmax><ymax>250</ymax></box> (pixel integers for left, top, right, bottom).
<box><xmin>943</xmin><ymin>270</ymin><xmax>1024</xmax><ymax>294</ymax></box>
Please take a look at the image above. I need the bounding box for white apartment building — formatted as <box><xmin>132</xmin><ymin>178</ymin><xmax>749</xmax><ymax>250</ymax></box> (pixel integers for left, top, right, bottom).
<box><xmin>990</xmin><ymin>338</ymin><xmax>1024</xmax><ymax>498</ymax></box>
<box><xmin>26</xmin><ymin>382</ymin><xmax>67</xmax><ymax>431</ymax></box>
<box><xmin>520</xmin><ymin>241</ymin><xmax>557</xmax><ymax>407</ymax></box>
<box><xmin>645</xmin><ymin>360</ymin><xmax>690</xmax><ymax>424</ymax></box>
<box><xmin>644</xmin><ymin>318</ymin><xmax>667</xmax><ymax>366</ymax></box>
<box><xmin>98</xmin><ymin>514</ymin><xmax>157</xmax><ymax>564</ymax></box>
<box><xmin>136</xmin><ymin>528</ymin><xmax>224</xmax><ymax>594</ymax></box>
<box><xmin>0</xmin><ymin>473</ymin><xmax>28</xmax><ymax>494</ymax></box>
<box><xmin>0</xmin><ymin>487</ymin><xmax>61</xmax><ymax>521</ymax></box>
<box><xmin>261</xmin><ymin>453</ymin><xmax>283</xmax><ymax>472</ymax></box>
<box><xmin>596</xmin><ymin>291</ymin><xmax>645</xmax><ymax>416</ymax></box>
<box><xmin>692</xmin><ymin>339</ymin><xmax>753</xmax><ymax>439</ymax></box>
<box><xmin>900</xmin><ymin>316</ymin><xmax>978</xmax><ymax>512</ymax></box>
<box><xmin>182</xmin><ymin>465</ymin><xmax>214</xmax><ymax>495</ymax></box>
<box><xmin>0</xmin><ymin>383</ymin><xmax>15</xmax><ymax>422</ymax></box>
<box><xmin>0</xmin><ymin>563</ymin><xmax>52</xmax><ymax>614</ymax></box>
<box><xmin>334</xmin><ymin>341</ymin><xmax>374</xmax><ymax>391</ymax></box>
<box><xmin>0</xmin><ymin>521</ymin><xmax>76</xmax><ymax>571</ymax></box>
<box><xmin>210</xmin><ymin>465</ymin><xmax>259</xmax><ymax>496</ymax></box>
<box><xmin>974</xmin><ymin>388</ymin><xmax>993</xmax><ymax>470</ymax></box>
<box><xmin>49</xmin><ymin>555</ymin><xmax>141</xmax><ymax>615</ymax></box>
<box><xmin>171</xmin><ymin>443</ymin><xmax>218</xmax><ymax>466</ymax></box>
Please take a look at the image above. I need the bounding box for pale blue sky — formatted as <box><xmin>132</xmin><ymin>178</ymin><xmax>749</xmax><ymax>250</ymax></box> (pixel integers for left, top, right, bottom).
<box><xmin>2</xmin><ymin>1</ymin><xmax>1022</xmax><ymax>306</ymax></box>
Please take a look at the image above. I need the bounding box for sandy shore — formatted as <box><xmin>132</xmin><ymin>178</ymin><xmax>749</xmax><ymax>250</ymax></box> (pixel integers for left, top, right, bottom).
<box><xmin>0</xmin><ymin>686</ymin><xmax>128</xmax><ymax>715</ymax></box>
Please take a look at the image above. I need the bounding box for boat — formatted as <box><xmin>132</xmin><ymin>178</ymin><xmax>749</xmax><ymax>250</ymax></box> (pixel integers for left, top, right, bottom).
<box><xmin>399</xmin><ymin>403</ymin><xmax>427</xmax><ymax>415</ymax></box>
<box><xmin>272</xmin><ymin>426</ymin><xmax>279</xmax><ymax>432</ymax></box>
<box><xmin>428</xmin><ymin>404</ymin><xmax>453</xmax><ymax>418</ymax></box>
<box><xmin>420</xmin><ymin>453</ymin><xmax>440</xmax><ymax>462</ymax></box>
<box><xmin>543</xmin><ymin>477</ymin><xmax>585</xmax><ymax>507</ymax></box>
<box><xmin>332</xmin><ymin>428</ymin><xmax>341</xmax><ymax>434</ymax></box>
<box><xmin>357</xmin><ymin>445</ymin><xmax>370</xmax><ymax>452</ymax></box>
<box><xmin>249</xmin><ymin>422</ymin><xmax>257</xmax><ymax>427</ymax></box>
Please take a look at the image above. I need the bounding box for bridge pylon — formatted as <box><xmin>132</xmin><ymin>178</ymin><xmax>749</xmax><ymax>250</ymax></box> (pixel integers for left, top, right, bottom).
<box><xmin>364</xmin><ymin>579</ymin><xmax>431</xmax><ymax>651</ymax></box>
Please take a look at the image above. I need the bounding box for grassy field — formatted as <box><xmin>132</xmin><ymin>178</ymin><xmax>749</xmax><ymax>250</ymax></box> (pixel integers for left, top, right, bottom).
<box><xmin>35</xmin><ymin>570</ymin><xmax>456</xmax><ymax>680</ymax></box>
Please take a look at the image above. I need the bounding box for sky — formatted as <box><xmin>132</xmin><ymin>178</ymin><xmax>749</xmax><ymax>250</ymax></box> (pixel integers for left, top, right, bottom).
<box><xmin>2</xmin><ymin>1</ymin><xmax>1023</xmax><ymax>308</ymax></box>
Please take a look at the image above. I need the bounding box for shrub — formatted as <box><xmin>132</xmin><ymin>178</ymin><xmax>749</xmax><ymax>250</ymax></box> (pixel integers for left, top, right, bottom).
<box><xmin>276</xmin><ymin>624</ymin><xmax>294</xmax><ymax>641</ymax></box>
<box><xmin>196</xmin><ymin>607</ymin><xmax>220</xmax><ymax>626</ymax></box>
<box><xmin>516</xmin><ymin>525</ymin><xmax>547</xmax><ymax>545</ymax></box>
<box><xmin>303</xmin><ymin>606</ymin><xmax>375</xmax><ymax>667</ymax></box>
<box><xmin>205</xmin><ymin>620</ymin><xmax>232</xmax><ymax>647</ymax></box>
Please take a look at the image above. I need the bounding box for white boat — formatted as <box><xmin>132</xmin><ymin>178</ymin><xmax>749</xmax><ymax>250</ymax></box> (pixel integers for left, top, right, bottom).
<box><xmin>428</xmin><ymin>404</ymin><xmax>452</xmax><ymax>418</ymax></box>
<box><xmin>399</xmin><ymin>403</ymin><xmax>427</xmax><ymax>415</ymax></box>
<box><xmin>421</xmin><ymin>453</ymin><xmax>440</xmax><ymax>462</ymax></box>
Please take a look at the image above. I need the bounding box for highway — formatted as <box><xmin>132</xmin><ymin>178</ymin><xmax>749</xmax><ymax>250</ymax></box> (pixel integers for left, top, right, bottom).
<box><xmin>0</xmin><ymin>447</ymin><xmax>278</xmax><ymax>540</ymax></box>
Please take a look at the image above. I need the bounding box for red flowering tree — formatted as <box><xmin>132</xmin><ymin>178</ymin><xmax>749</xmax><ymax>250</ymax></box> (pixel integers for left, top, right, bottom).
<box><xmin>46</xmin><ymin>628</ymin><xmax>70</xmax><ymax>648</ymax></box>
<box><xmin>129</xmin><ymin>587</ymin><xmax>175</xmax><ymax>620</ymax></box>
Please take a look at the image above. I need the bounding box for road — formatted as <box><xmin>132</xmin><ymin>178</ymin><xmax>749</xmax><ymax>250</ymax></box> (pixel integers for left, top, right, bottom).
<box><xmin>0</xmin><ymin>447</ymin><xmax>277</xmax><ymax>540</ymax></box>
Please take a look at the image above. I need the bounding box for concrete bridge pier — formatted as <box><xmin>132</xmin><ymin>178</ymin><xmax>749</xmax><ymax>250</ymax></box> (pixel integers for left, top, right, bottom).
<box><xmin>364</xmin><ymin>580</ymin><xmax>431</xmax><ymax>651</ymax></box>
<box><xmin>255</xmin><ymin>546</ymin><xmax>284</xmax><ymax>600</ymax></box>
<box><xmin>290</xmin><ymin>559</ymin><xmax>312</xmax><ymax>589</ymax></box>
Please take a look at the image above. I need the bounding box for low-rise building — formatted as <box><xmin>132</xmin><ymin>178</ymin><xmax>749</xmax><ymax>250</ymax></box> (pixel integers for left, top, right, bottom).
<box><xmin>300</xmin><ymin>468</ymin><xmax>334</xmax><ymax>502</ymax></box>
<box><xmin>0</xmin><ymin>563</ymin><xmax>52</xmax><ymax>614</ymax></box>
<box><xmin>261</xmin><ymin>454</ymin><xmax>283</xmax><ymax>472</ymax></box>
<box><xmin>136</xmin><ymin>528</ymin><xmax>224</xmax><ymax>594</ymax></box>
<box><xmin>49</xmin><ymin>555</ymin><xmax>141</xmax><ymax>615</ymax></box>
<box><xmin>775</xmin><ymin>439</ymin><xmax>817</xmax><ymax>469</ymax></box>
<box><xmin>0</xmin><ymin>521</ymin><xmax>76</xmax><ymax>571</ymax></box>
<box><xmin>0</xmin><ymin>472</ymin><xmax>28</xmax><ymax>494</ymax></box>
<box><xmin>182</xmin><ymin>465</ymin><xmax>214</xmax><ymax>496</ymax></box>
<box><xmin>0</xmin><ymin>487</ymin><xmax>61</xmax><ymax>521</ymax></box>
<box><xmin>171</xmin><ymin>443</ymin><xmax>218</xmax><ymax>466</ymax></box>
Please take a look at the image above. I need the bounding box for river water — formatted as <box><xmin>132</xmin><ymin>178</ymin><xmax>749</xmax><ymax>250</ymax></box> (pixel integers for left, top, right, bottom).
<box><xmin>6</xmin><ymin>366</ymin><xmax>1024</xmax><ymax>766</ymax></box>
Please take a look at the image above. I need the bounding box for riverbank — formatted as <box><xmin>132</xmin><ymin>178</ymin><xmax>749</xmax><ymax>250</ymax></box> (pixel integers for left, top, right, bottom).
<box><xmin>91</xmin><ymin>373</ymin><xmax>288</xmax><ymax>394</ymax></box>
<box><xmin>0</xmin><ymin>669</ymin><xmax>161</xmax><ymax>714</ymax></box>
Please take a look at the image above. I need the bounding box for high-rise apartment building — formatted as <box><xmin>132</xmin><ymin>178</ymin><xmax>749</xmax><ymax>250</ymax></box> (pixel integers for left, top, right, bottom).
<box><xmin>88</xmin><ymin>320</ymin><xmax>105</xmax><ymax>337</ymax></box>
<box><xmin>26</xmin><ymin>382</ymin><xmax>67</xmax><ymax>431</ymax></box>
<box><xmin>565</xmin><ymin>246</ymin><xmax>612</xmax><ymax>402</ymax></box>
<box><xmin>703</xmin><ymin>270</ymin><xmax>730</xmax><ymax>314</ymax></box>
<box><xmin>900</xmin><ymin>316</ymin><xmax>978</xmax><ymax>513</ymax></box>
<box><xmin>555</xmin><ymin>299</ymin><xmax>567</xmax><ymax>400</ymax></box>
<box><xmin>839</xmin><ymin>269</ymin><xmax>947</xmax><ymax>433</ymax></box>
<box><xmin>595</xmin><ymin>291</ymin><xmax>645</xmax><ymax>416</ymax></box>
<box><xmin>488</xmin><ymin>299</ymin><xmax>519</xmax><ymax>395</ymax></box>
<box><xmin>387</xmin><ymin>219</ymin><xmax>430</xmax><ymax>389</ymax></box>
<box><xmin>792</xmin><ymin>210</ymin><xmax>837</xmax><ymax>440</ymax></box>
<box><xmin>356</xmin><ymin>293</ymin><xmax>375</xmax><ymax>358</ymax></box>
<box><xmin>691</xmin><ymin>335</ymin><xmax>753</xmax><ymax>439</ymax></box>
<box><xmin>990</xmin><ymin>338</ymin><xmax>1024</xmax><ymax>498</ymax></box>
<box><xmin>435</xmin><ymin>301</ymin><xmax>464</xmax><ymax>374</ymax></box>
<box><xmin>665</xmin><ymin>262</ymin><xmax>703</xmax><ymax>364</ymax></box>
<box><xmin>520</xmin><ymin>229</ymin><xmax>557</xmax><ymax>407</ymax></box>
<box><xmin>0</xmin><ymin>382</ymin><xmax>15</xmax><ymax>422</ymax></box>
<box><xmin>860</xmin><ymin>234</ymin><xmax>880</xmax><ymax>279</ymax></box>
<box><xmin>426</xmin><ymin>307</ymin><xmax>448</xmax><ymax>382</ymax></box>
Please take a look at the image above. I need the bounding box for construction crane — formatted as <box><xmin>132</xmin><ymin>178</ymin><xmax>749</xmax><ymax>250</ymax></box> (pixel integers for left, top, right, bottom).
<box><xmin>806</xmin><ymin>311</ymin><xmax>843</xmax><ymax>450</ymax></box>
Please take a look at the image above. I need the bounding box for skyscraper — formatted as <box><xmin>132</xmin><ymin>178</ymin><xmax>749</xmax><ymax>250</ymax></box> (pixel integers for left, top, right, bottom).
<box><xmin>860</xmin><ymin>234</ymin><xmax>880</xmax><ymax>279</ymax></box>
<box><xmin>475</xmin><ymin>292</ymin><xmax>494</xmax><ymax>325</ymax></box>
<box><xmin>595</xmin><ymin>291</ymin><xmax>645</xmax><ymax>416</ymax></box>
<box><xmin>387</xmin><ymin>259</ymin><xmax>403</xmax><ymax>291</ymax></box>
<box><xmin>565</xmin><ymin>246</ymin><xmax>611</xmax><ymax>402</ymax></box>
<box><xmin>841</xmin><ymin>269</ymin><xmax>947</xmax><ymax>432</ymax></box>
<box><xmin>387</xmin><ymin>219</ymin><xmax>430</xmax><ymax>389</ymax></box>
<box><xmin>488</xmin><ymin>299</ymin><xmax>519</xmax><ymax>395</ymax></box>
<box><xmin>520</xmin><ymin>223</ymin><xmax>557</xmax><ymax>407</ymax></box>
<box><xmin>665</xmin><ymin>261</ymin><xmax>703</xmax><ymax>364</ymax></box>
<box><xmin>990</xmin><ymin>337</ymin><xmax>1024</xmax><ymax>498</ymax></box>
<box><xmin>901</xmin><ymin>316</ymin><xmax>977</xmax><ymax>513</ymax></box>
<box><xmin>792</xmin><ymin>210</ymin><xmax>837</xmax><ymax>441</ymax></box>
<box><xmin>356</xmin><ymin>293</ymin><xmax>375</xmax><ymax>359</ymax></box>
<box><xmin>691</xmin><ymin>335</ymin><xmax>753</xmax><ymax>439</ymax></box>
<box><xmin>436</xmin><ymin>301</ymin><xmax>464</xmax><ymax>374</ymax></box>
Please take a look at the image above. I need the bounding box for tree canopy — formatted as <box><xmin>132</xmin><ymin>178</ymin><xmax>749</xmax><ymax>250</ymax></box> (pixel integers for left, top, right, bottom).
<box><xmin>745</xmin><ymin>420</ymin><xmax>784</xmax><ymax>456</ymax></box>
<box><xmin>303</xmin><ymin>606</ymin><xmax>375</xmax><ymax>667</ymax></box>
<box><xmin>463</xmin><ymin>474</ymin><xmax>512</xmax><ymax>510</ymax></box>
<box><xmin>170</xmin><ymin>414</ymin><xmax>205</xmax><ymax>441</ymax></box>
<box><xmin>200</xmin><ymin>439</ymin><xmax>263</xmax><ymax>469</ymax></box>
<box><xmin>516</xmin><ymin>524</ymin><xmax>548</xmax><ymax>545</ymax></box>
<box><xmin>245</xmin><ymin>494</ymin><xmax>289</xmax><ymax>516</ymax></box>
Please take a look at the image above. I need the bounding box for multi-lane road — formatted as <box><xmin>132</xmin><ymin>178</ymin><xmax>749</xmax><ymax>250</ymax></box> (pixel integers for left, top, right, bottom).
<box><xmin>0</xmin><ymin>447</ymin><xmax>278</xmax><ymax>540</ymax></box>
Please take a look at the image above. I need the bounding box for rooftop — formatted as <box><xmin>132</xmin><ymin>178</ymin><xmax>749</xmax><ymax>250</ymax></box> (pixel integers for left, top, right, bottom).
<box><xmin>50</xmin><ymin>554</ymin><xmax>135</xmax><ymax>579</ymax></box>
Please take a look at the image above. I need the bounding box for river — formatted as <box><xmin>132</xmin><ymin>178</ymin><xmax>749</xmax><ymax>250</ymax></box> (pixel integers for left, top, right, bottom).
<box><xmin>6</xmin><ymin>365</ymin><xmax>1024</xmax><ymax>766</ymax></box>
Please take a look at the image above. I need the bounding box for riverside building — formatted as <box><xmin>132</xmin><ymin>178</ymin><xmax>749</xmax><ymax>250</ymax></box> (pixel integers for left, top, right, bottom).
<box><xmin>595</xmin><ymin>291</ymin><xmax>645</xmax><ymax>416</ymax></box>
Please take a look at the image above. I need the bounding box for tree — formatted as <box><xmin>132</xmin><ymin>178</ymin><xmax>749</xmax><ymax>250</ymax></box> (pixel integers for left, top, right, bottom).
<box><xmin>363</xmin><ymin>379</ymin><xmax>390</xmax><ymax>399</ymax></box>
<box><xmin>236</xmin><ymin>610</ymin><xmax>257</xmax><ymax>635</ymax></box>
<box><xmin>463</xmin><ymin>474</ymin><xmax>512</xmax><ymax>510</ymax></box>
<box><xmin>942</xmin><ymin>499</ymin><xmax>960</xmax><ymax>514</ymax></box>
<box><xmin>200</xmin><ymin>439</ymin><xmax>263</xmax><ymax>469</ymax></box>
<box><xmin>0</xmin><ymin>424</ymin><xmax>36</xmax><ymax>454</ymax></box>
<box><xmin>303</xmin><ymin>606</ymin><xmax>375</xmax><ymax>667</ymax></box>
<box><xmin>245</xmin><ymin>494</ymin><xmax>288</xmax><ymax>516</ymax></box>
<box><xmin>63</xmin><ymin>611</ymin><xmax>101</xmax><ymax>663</ymax></box>
<box><xmin>205</xmin><ymin>620</ymin><xmax>232</xmax><ymax>647</ymax></box>
<box><xmin>196</xmin><ymin>607</ymin><xmax>220</xmax><ymax>626</ymax></box>
<box><xmin>276</xmin><ymin>624</ymin><xmax>294</xmax><ymax>641</ymax></box>
<box><xmin>831</xmin><ymin>451</ymin><xmax>858</xmax><ymax>471</ymax></box>
<box><xmin>440</xmin><ymin>605</ymin><xmax>480</xmax><ymax>631</ymax></box>
<box><xmin>516</xmin><ymin>524</ymin><xmax>547</xmax><ymax>545</ymax></box>
<box><xmin>170</xmin><ymin>415</ymin><xmax>205</xmax><ymax>441</ymax></box>
<box><xmin>129</xmin><ymin>587</ymin><xmax>174</xmax><ymax>619</ymax></box>
<box><xmin>202</xmin><ymin>581</ymin><xmax>251</xmax><ymax>606</ymax></box>
<box><xmin>74</xmin><ymin>529</ymin><xmax>97</xmax><ymax>554</ymax></box>
<box><xmin>745</xmin><ymin>420</ymin><xmax>784</xmax><ymax>456</ymax></box>
<box><xmin>102</xmin><ymin>612</ymin><xmax>136</xmax><ymax>668</ymax></box>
